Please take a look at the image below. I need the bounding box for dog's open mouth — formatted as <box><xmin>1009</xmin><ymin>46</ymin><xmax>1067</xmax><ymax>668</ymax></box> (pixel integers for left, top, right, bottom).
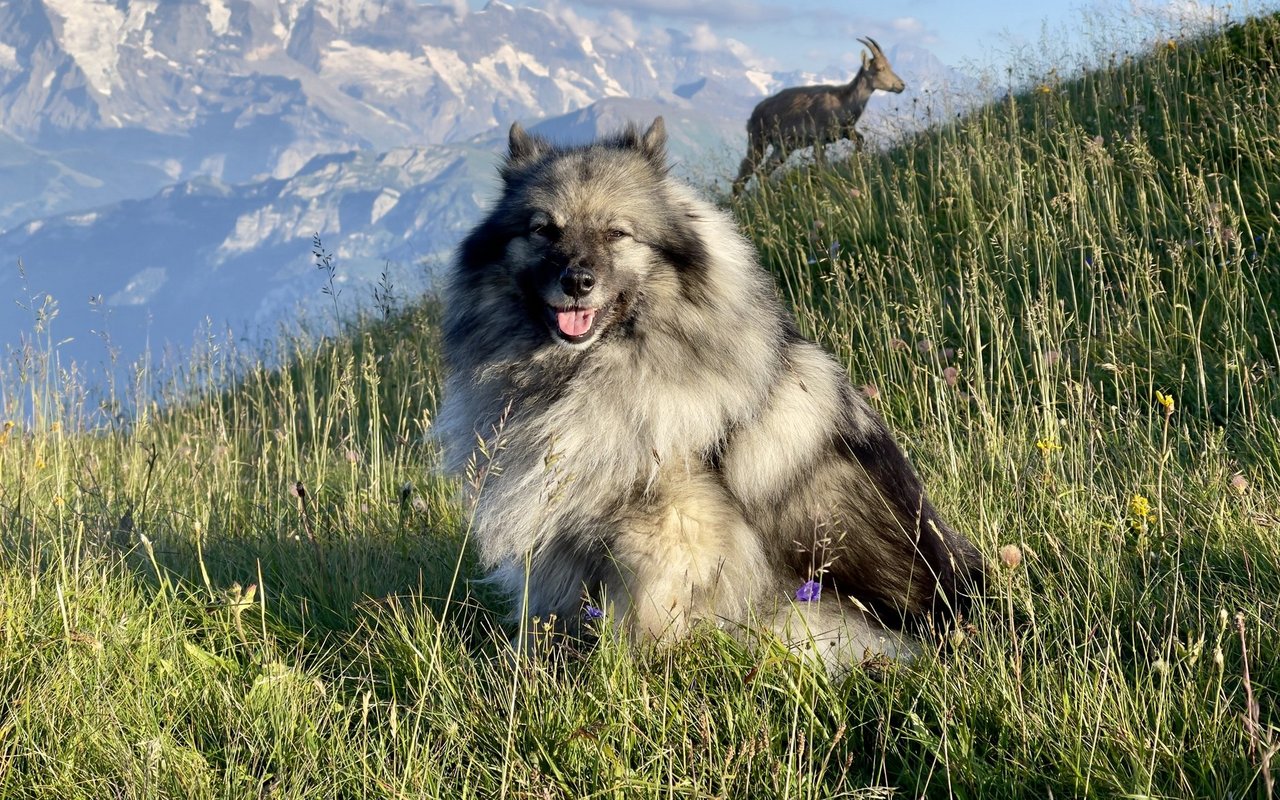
<box><xmin>546</xmin><ymin>305</ymin><xmax>599</xmax><ymax>344</ymax></box>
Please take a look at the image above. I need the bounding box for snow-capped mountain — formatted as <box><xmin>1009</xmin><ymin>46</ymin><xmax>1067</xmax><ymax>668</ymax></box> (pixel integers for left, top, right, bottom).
<box><xmin>0</xmin><ymin>0</ymin><xmax>975</xmax><ymax>384</ymax></box>
<box><xmin>0</xmin><ymin>0</ymin><xmax>772</xmax><ymax>217</ymax></box>
<box><xmin>0</xmin><ymin>139</ymin><xmax>494</xmax><ymax>379</ymax></box>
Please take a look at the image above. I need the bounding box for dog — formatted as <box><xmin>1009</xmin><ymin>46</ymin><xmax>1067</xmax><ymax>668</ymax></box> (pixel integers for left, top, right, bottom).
<box><xmin>435</xmin><ymin>117</ymin><xmax>984</xmax><ymax>668</ymax></box>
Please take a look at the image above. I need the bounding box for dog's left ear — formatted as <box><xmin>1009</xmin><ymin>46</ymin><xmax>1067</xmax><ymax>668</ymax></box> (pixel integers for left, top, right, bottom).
<box><xmin>504</xmin><ymin>122</ymin><xmax>549</xmax><ymax>176</ymax></box>
<box><xmin>639</xmin><ymin>116</ymin><xmax>667</xmax><ymax>168</ymax></box>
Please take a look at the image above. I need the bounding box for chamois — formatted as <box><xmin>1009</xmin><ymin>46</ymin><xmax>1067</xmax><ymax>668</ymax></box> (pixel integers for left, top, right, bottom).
<box><xmin>733</xmin><ymin>37</ymin><xmax>905</xmax><ymax>194</ymax></box>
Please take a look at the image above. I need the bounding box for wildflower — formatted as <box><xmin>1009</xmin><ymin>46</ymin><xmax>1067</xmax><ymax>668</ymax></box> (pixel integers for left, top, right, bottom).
<box><xmin>795</xmin><ymin>580</ymin><xmax>822</xmax><ymax>602</ymax></box>
<box><xmin>942</xmin><ymin>366</ymin><xmax>959</xmax><ymax>387</ymax></box>
<box><xmin>344</xmin><ymin>448</ymin><xmax>361</xmax><ymax>463</ymax></box>
<box><xmin>1152</xmin><ymin>658</ymin><xmax>1169</xmax><ymax>675</ymax></box>
<box><xmin>1166</xmin><ymin>39</ymin><xmax>1177</xmax><ymax>51</ymax></box>
<box><xmin>1155</xmin><ymin>391</ymin><xmax>1175</xmax><ymax>416</ymax></box>
<box><xmin>1129</xmin><ymin>494</ymin><xmax>1156</xmax><ymax>528</ymax></box>
<box><xmin>1036</xmin><ymin>84</ymin><xmax>1052</xmax><ymax>95</ymax></box>
<box><xmin>583</xmin><ymin>605</ymin><xmax>604</xmax><ymax>621</ymax></box>
<box><xmin>1229</xmin><ymin>474</ymin><xmax>1249</xmax><ymax>495</ymax></box>
<box><xmin>1035</xmin><ymin>438</ymin><xmax>1061</xmax><ymax>456</ymax></box>
<box><xmin>916</xmin><ymin>339</ymin><xmax>933</xmax><ymax>354</ymax></box>
<box><xmin>889</xmin><ymin>337</ymin><xmax>910</xmax><ymax>352</ymax></box>
<box><xmin>860</xmin><ymin>384</ymin><xmax>880</xmax><ymax>400</ymax></box>
<box><xmin>849</xmin><ymin>186</ymin><xmax>863</xmax><ymax>199</ymax></box>
<box><xmin>34</xmin><ymin>458</ymin><xmax>46</xmax><ymax>470</ymax></box>
<box><xmin>999</xmin><ymin>544</ymin><xmax>1023</xmax><ymax>569</ymax></box>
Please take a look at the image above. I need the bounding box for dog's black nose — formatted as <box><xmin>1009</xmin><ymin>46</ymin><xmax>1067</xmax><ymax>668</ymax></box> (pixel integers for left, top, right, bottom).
<box><xmin>560</xmin><ymin>266</ymin><xmax>596</xmax><ymax>298</ymax></box>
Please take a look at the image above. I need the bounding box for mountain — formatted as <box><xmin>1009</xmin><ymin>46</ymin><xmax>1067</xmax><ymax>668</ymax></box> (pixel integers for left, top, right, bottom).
<box><xmin>0</xmin><ymin>90</ymin><xmax>757</xmax><ymax>376</ymax></box>
<box><xmin>0</xmin><ymin>0</ymin><xmax>781</xmax><ymax>232</ymax></box>
<box><xmin>0</xmin><ymin>0</ymin><xmax>978</xmax><ymax>382</ymax></box>
<box><xmin>0</xmin><ymin>140</ymin><xmax>497</xmax><ymax>377</ymax></box>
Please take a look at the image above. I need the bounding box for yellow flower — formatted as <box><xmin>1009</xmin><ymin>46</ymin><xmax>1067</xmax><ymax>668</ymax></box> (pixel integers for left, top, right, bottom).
<box><xmin>1155</xmin><ymin>391</ymin><xmax>1175</xmax><ymax>415</ymax></box>
<box><xmin>1035</xmin><ymin>438</ymin><xmax>1062</xmax><ymax>456</ymax></box>
<box><xmin>1129</xmin><ymin>494</ymin><xmax>1156</xmax><ymax>529</ymax></box>
<box><xmin>34</xmin><ymin>458</ymin><xmax>46</xmax><ymax>470</ymax></box>
<box><xmin>1036</xmin><ymin>84</ymin><xmax>1053</xmax><ymax>95</ymax></box>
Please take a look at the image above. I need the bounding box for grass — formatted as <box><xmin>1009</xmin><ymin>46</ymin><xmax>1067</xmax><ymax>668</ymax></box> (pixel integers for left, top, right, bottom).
<box><xmin>2</xmin><ymin>12</ymin><xmax>1279</xmax><ymax>799</ymax></box>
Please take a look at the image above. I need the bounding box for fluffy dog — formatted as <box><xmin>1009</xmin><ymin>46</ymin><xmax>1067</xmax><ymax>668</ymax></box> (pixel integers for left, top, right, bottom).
<box><xmin>436</xmin><ymin>117</ymin><xmax>984</xmax><ymax>668</ymax></box>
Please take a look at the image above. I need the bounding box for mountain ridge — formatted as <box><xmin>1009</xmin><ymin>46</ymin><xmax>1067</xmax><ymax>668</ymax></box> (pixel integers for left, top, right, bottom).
<box><xmin>0</xmin><ymin>0</ymin><xmax>971</xmax><ymax>378</ymax></box>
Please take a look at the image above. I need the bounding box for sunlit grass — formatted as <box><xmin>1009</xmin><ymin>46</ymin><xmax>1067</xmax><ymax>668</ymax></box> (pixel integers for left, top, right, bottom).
<box><xmin>1</xmin><ymin>13</ymin><xmax>1278</xmax><ymax>799</ymax></box>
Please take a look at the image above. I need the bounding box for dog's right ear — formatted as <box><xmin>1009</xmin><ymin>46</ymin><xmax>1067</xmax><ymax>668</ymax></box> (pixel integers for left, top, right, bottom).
<box><xmin>639</xmin><ymin>116</ymin><xmax>667</xmax><ymax>169</ymax></box>
<box><xmin>506</xmin><ymin>122</ymin><xmax>548</xmax><ymax>169</ymax></box>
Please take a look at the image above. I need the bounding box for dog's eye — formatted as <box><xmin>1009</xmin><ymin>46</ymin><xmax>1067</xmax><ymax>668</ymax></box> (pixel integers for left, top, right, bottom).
<box><xmin>605</xmin><ymin>229</ymin><xmax>629</xmax><ymax>242</ymax></box>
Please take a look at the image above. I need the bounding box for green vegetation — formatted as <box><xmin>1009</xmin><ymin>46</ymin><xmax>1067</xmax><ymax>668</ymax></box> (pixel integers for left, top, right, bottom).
<box><xmin>2</xmin><ymin>14</ymin><xmax>1278</xmax><ymax>799</ymax></box>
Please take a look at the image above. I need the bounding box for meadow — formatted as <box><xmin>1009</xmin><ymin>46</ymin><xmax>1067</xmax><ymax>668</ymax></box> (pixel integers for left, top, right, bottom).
<box><xmin>1</xmin><ymin>12</ymin><xmax>1277</xmax><ymax>799</ymax></box>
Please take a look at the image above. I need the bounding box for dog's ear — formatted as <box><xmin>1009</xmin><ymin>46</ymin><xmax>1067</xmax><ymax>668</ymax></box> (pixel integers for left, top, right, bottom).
<box><xmin>505</xmin><ymin>122</ymin><xmax>548</xmax><ymax>171</ymax></box>
<box><xmin>639</xmin><ymin>116</ymin><xmax>667</xmax><ymax>168</ymax></box>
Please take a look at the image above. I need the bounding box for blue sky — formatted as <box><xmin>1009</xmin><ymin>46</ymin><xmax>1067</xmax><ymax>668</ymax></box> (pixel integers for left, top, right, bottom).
<box><xmin>473</xmin><ymin>0</ymin><xmax>1256</xmax><ymax>73</ymax></box>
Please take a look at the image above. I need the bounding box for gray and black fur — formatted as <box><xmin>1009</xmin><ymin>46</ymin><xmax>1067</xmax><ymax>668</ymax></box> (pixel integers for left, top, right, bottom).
<box><xmin>437</xmin><ymin>117</ymin><xmax>983</xmax><ymax>668</ymax></box>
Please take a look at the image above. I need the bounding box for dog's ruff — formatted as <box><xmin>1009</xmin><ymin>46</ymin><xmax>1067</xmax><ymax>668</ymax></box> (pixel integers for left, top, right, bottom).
<box><xmin>436</xmin><ymin>117</ymin><xmax>983</xmax><ymax>670</ymax></box>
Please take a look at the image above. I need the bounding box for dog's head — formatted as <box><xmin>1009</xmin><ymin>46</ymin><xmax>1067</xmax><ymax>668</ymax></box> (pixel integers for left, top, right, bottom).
<box><xmin>457</xmin><ymin>116</ymin><xmax>710</xmax><ymax>351</ymax></box>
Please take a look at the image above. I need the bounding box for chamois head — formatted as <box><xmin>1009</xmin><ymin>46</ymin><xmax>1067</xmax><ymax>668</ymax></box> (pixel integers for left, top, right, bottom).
<box><xmin>857</xmin><ymin>37</ymin><xmax>906</xmax><ymax>93</ymax></box>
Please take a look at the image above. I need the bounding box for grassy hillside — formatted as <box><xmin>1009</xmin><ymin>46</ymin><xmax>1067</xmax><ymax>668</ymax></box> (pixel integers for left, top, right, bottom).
<box><xmin>1</xmin><ymin>14</ymin><xmax>1278</xmax><ymax>800</ymax></box>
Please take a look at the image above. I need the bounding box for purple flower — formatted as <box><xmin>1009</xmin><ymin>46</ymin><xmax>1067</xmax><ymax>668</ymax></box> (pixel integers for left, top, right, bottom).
<box><xmin>583</xmin><ymin>605</ymin><xmax>604</xmax><ymax>621</ymax></box>
<box><xmin>795</xmin><ymin>580</ymin><xmax>822</xmax><ymax>603</ymax></box>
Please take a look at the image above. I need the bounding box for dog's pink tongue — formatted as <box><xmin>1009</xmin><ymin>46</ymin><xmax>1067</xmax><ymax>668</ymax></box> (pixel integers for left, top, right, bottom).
<box><xmin>557</xmin><ymin>308</ymin><xmax>596</xmax><ymax>337</ymax></box>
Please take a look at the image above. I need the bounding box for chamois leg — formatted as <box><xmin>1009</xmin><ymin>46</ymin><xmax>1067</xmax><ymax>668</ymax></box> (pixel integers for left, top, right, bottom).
<box><xmin>732</xmin><ymin>157</ymin><xmax>754</xmax><ymax>196</ymax></box>
<box><xmin>733</xmin><ymin>139</ymin><xmax>767</xmax><ymax>196</ymax></box>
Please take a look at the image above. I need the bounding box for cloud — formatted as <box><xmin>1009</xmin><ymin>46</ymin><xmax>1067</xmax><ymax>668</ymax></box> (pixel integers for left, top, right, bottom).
<box><xmin>837</xmin><ymin>13</ymin><xmax>941</xmax><ymax>50</ymax></box>
<box><xmin>688</xmin><ymin>22</ymin><xmax>719</xmax><ymax>51</ymax></box>
<box><xmin>889</xmin><ymin>16</ymin><xmax>925</xmax><ymax>36</ymax></box>
<box><xmin>604</xmin><ymin>9</ymin><xmax>640</xmax><ymax>43</ymax></box>
<box><xmin>570</xmin><ymin>0</ymin><xmax>795</xmax><ymax>25</ymax></box>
